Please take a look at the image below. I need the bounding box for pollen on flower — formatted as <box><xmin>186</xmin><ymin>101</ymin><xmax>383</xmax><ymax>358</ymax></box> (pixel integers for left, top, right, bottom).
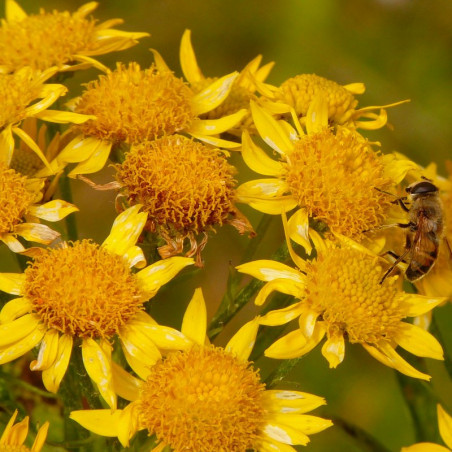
<box><xmin>0</xmin><ymin>8</ymin><xmax>96</xmax><ymax>70</ymax></box>
<box><xmin>75</xmin><ymin>63</ymin><xmax>197</xmax><ymax>143</ymax></box>
<box><xmin>24</xmin><ymin>240</ymin><xmax>144</xmax><ymax>339</ymax></box>
<box><xmin>278</xmin><ymin>74</ymin><xmax>358</xmax><ymax>124</ymax></box>
<box><xmin>284</xmin><ymin>127</ymin><xmax>393</xmax><ymax>237</ymax></box>
<box><xmin>0</xmin><ymin>69</ymin><xmax>42</xmax><ymax>127</ymax></box>
<box><xmin>306</xmin><ymin>248</ymin><xmax>406</xmax><ymax>344</ymax></box>
<box><xmin>0</xmin><ymin>163</ymin><xmax>35</xmax><ymax>234</ymax></box>
<box><xmin>138</xmin><ymin>345</ymin><xmax>266</xmax><ymax>452</ymax></box>
<box><xmin>116</xmin><ymin>135</ymin><xmax>238</xmax><ymax>235</ymax></box>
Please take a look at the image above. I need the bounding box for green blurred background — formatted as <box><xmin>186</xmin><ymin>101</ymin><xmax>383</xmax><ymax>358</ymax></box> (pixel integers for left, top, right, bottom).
<box><xmin>1</xmin><ymin>0</ymin><xmax>452</xmax><ymax>451</ymax></box>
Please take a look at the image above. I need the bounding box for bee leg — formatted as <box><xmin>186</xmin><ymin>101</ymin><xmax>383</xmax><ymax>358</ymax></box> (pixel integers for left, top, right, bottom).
<box><xmin>379</xmin><ymin>248</ymin><xmax>411</xmax><ymax>284</ymax></box>
<box><xmin>394</xmin><ymin>198</ymin><xmax>410</xmax><ymax>212</ymax></box>
<box><xmin>380</xmin><ymin>250</ymin><xmax>407</xmax><ymax>262</ymax></box>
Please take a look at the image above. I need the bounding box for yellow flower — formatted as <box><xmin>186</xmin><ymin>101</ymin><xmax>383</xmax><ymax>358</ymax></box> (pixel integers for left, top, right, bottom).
<box><xmin>0</xmin><ymin>0</ymin><xmax>149</xmax><ymax>72</ymax></box>
<box><xmin>237</xmin><ymin>101</ymin><xmax>416</xmax><ymax>249</ymax></box>
<box><xmin>0</xmin><ymin>161</ymin><xmax>78</xmax><ymax>253</ymax></box>
<box><xmin>0</xmin><ymin>410</ymin><xmax>49</xmax><ymax>452</ymax></box>
<box><xmin>70</xmin><ymin>288</ymin><xmax>332</xmax><ymax>451</ymax></box>
<box><xmin>180</xmin><ymin>29</ymin><xmax>274</xmax><ymax>135</ymax></box>
<box><xmin>402</xmin><ymin>405</ymin><xmax>452</xmax><ymax>452</ymax></box>
<box><xmin>237</xmin><ymin>239</ymin><xmax>445</xmax><ymax>381</ymax></box>
<box><xmin>48</xmin><ymin>57</ymin><xmax>247</xmax><ymax>178</ymax></box>
<box><xmin>115</xmin><ymin>135</ymin><xmax>254</xmax><ymax>265</ymax></box>
<box><xmin>257</xmin><ymin>72</ymin><xmax>407</xmax><ymax>131</ymax></box>
<box><xmin>0</xmin><ymin>205</ymin><xmax>194</xmax><ymax>409</ymax></box>
<box><xmin>0</xmin><ymin>66</ymin><xmax>93</xmax><ymax>170</ymax></box>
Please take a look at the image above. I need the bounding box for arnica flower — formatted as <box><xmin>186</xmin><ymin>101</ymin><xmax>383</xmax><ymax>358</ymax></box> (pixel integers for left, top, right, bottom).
<box><xmin>70</xmin><ymin>288</ymin><xmax>332</xmax><ymax>451</ymax></box>
<box><xmin>48</xmin><ymin>59</ymin><xmax>246</xmax><ymax>178</ymax></box>
<box><xmin>180</xmin><ymin>29</ymin><xmax>274</xmax><ymax>136</ymax></box>
<box><xmin>0</xmin><ymin>206</ymin><xmax>194</xmax><ymax>409</ymax></box>
<box><xmin>0</xmin><ymin>66</ymin><xmax>93</xmax><ymax>170</ymax></box>
<box><xmin>0</xmin><ymin>0</ymin><xmax>149</xmax><ymax>72</ymax></box>
<box><xmin>256</xmin><ymin>72</ymin><xmax>406</xmax><ymax>131</ymax></box>
<box><xmin>237</xmin><ymin>101</ymin><xmax>416</xmax><ymax>247</ymax></box>
<box><xmin>115</xmin><ymin>135</ymin><xmax>254</xmax><ymax>265</ymax></box>
<box><xmin>237</xmin><ymin>239</ymin><xmax>445</xmax><ymax>381</ymax></box>
<box><xmin>0</xmin><ymin>161</ymin><xmax>77</xmax><ymax>253</ymax></box>
<box><xmin>402</xmin><ymin>405</ymin><xmax>452</xmax><ymax>452</ymax></box>
<box><xmin>0</xmin><ymin>410</ymin><xmax>49</xmax><ymax>452</ymax></box>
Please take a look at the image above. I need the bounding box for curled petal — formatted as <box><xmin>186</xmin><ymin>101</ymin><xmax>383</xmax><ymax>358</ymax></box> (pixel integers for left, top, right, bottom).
<box><xmin>255</xmin><ymin>280</ymin><xmax>305</xmax><ymax>307</ymax></box>
<box><xmin>0</xmin><ymin>297</ymin><xmax>32</xmax><ymax>323</ymax></box>
<box><xmin>188</xmin><ymin>109</ymin><xmax>247</xmax><ymax>135</ymax></box>
<box><xmin>111</xmin><ymin>361</ymin><xmax>142</xmax><ymax>402</ymax></box>
<box><xmin>0</xmin><ymin>325</ymin><xmax>45</xmax><ymax>365</ymax></box>
<box><xmin>42</xmin><ymin>334</ymin><xmax>73</xmax><ymax>392</ymax></box>
<box><xmin>0</xmin><ymin>273</ymin><xmax>25</xmax><ymax>295</ymax></box>
<box><xmin>259</xmin><ymin>302</ymin><xmax>305</xmax><ymax>326</ymax></box>
<box><xmin>30</xmin><ymin>329</ymin><xmax>59</xmax><ymax>371</ymax></box>
<box><xmin>321</xmin><ymin>334</ymin><xmax>345</xmax><ymax>368</ymax></box>
<box><xmin>14</xmin><ymin>223</ymin><xmax>60</xmax><ymax>244</ymax></box>
<box><xmin>27</xmin><ymin>200</ymin><xmax>78</xmax><ymax>222</ymax></box>
<box><xmin>0</xmin><ymin>314</ymin><xmax>40</xmax><ymax>348</ymax></box>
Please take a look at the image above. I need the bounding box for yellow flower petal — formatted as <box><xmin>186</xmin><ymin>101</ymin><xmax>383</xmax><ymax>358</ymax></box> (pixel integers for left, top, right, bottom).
<box><xmin>237</xmin><ymin>260</ymin><xmax>305</xmax><ymax>284</ymax></box>
<box><xmin>438</xmin><ymin>404</ymin><xmax>452</xmax><ymax>450</ymax></box>
<box><xmin>191</xmin><ymin>71</ymin><xmax>238</xmax><ymax>116</ymax></box>
<box><xmin>30</xmin><ymin>421</ymin><xmax>49</xmax><ymax>452</ymax></box>
<box><xmin>259</xmin><ymin>302</ymin><xmax>305</xmax><ymax>326</ymax></box>
<box><xmin>272</xmin><ymin>413</ymin><xmax>333</xmax><ymax>435</ymax></box>
<box><xmin>1</xmin><ymin>234</ymin><xmax>26</xmax><ymax>253</ymax></box>
<box><xmin>0</xmin><ymin>297</ymin><xmax>32</xmax><ymax>323</ymax></box>
<box><xmin>188</xmin><ymin>132</ymin><xmax>241</xmax><ymax>149</ymax></box>
<box><xmin>111</xmin><ymin>361</ymin><xmax>142</xmax><ymax>402</ymax></box>
<box><xmin>0</xmin><ymin>125</ymin><xmax>14</xmax><ymax>166</ymax></box>
<box><xmin>14</xmin><ymin>223</ymin><xmax>60</xmax><ymax>244</ymax></box>
<box><xmin>136</xmin><ymin>256</ymin><xmax>194</xmax><ymax>299</ymax></box>
<box><xmin>401</xmin><ymin>444</ymin><xmax>450</xmax><ymax>452</ymax></box>
<box><xmin>70</xmin><ymin>409</ymin><xmax>123</xmax><ymax>438</ymax></box>
<box><xmin>225</xmin><ymin>317</ymin><xmax>260</xmax><ymax>361</ymax></box>
<box><xmin>0</xmin><ymin>325</ymin><xmax>45</xmax><ymax>364</ymax></box>
<box><xmin>257</xmin><ymin>439</ymin><xmax>298</xmax><ymax>452</ymax></box>
<box><xmin>241</xmin><ymin>129</ymin><xmax>284</xmax><ymax>177</ymax></box>
<box><xmin>42</xmin><ymin>334</ymin><xmax>73</xmax><ymax>393</ymax></box>
<box><xmin>396</xmin><ymin>322</ymin><xmax>443</xmax><ymax>360</ymax></box>
<box><xmin>0</xmin><ymin>314</ymin><xmax>40</xmax><ymax>348</ymax></box>
<box><xmin>263</xmin><ymin>421</ymin><xmax>310</xmax><ymax>446</ymax></box>
<box><xmin>149</xmin><ymin>48</ymin><xmax>172</xmax><ymax>73</ymax></box>
<box><xmin>102</xmin><ymin>205</ymin><xmax>147</xmax><ymax>257</ymax></box>
<box><xmin>81</xmin><ymin>338</ymin><xmax>116</xmax><ymax>409</ymax></box>
<box><xmin>381</xmin><ymin>153</ymin><xmax>419</xmax><ymax>184</ymax></box>
<box><xmin>255</xmin><ymin>279</ymin><xmax>305</xmax><ymax>307</ymax></box>
<box><xmin>188</xmin><ymin>109</ymin><xmax>247</xmax><ymax>135</ymax></box>
<box><xmin>179</xmin><ymin>29</ymin><xmax>203</xmax><ymax>84</ymax></box>
<box><xmin>68</xmin><ymin>140</ymin><xmax>112</xmax><ymax>177</ymax></box>
<box><xmin>12</xmin><ymin>127</ymin><xmax>51</xmax><ymax>170</ymax></box>
<box><xmin>57</xmin><ymin>135</ymin><xmax>101</xmax><ymax>163</ymax></box>
<box><xmin>30</xmin><ymin>329</ymin><xmax>59</xmax><ymax>371</ymax></box>
<box><xmin>305</xmin><ymin>95</ymin><xmax>329</xmax><ymax>135</ymax></box>
<box><xmin>250</xmin><ymin>101</ymin><xmax>294</xmax><ymax>155</ymax></box>
<box><xmin>27</xmin><ymin>200</ymin><xmax>78</xmax><ymax>222</ymax></box>
<box><xmin>119</xmin><ymin>326</ymin><xmax>162</xmax><ymax>380</ymax></box>
<box><xmin>263</xmin><ymin>390</ymin><xmax>326</xmax><ymax>414</ymax></box>
<box><xmin>34</xmin><ymin>110</ymin><xmax>95</xmax><ymax>124</ymax></box>
<box><xmin>5</xmin><ymin>0</ymin><xmax>27</xmax><ymax>21</ymax></box>
<box><xmin>321</xmin><ymin>334</ymin><xmax>345</xmax><ymax>368</ymax></box>
<box><xmin>265</xmin><ymin>330</ymin><xmax>308</xmax><ymax>360</ymax></box>
<box><xmin>181</xmin><ymin>287</ymin><xmax>207</xmax><ymax>346</ymax></box>
<box><xmin>123</xmin><ymin>245</ymin><xmax>146</xmax><ymax>269</ymax></box>
<box><xmin>404</xmin><ymin>294</ymin><xmax>447</xmax><ymax>317</ymax></box>
<box><xmin>0</xmin><ymin>273</ymin><xmax>25</xmax><ymax>295</ymax></box>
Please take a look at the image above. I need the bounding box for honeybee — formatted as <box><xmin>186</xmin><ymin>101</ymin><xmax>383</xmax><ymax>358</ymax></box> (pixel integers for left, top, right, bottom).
<box><xmin>379</xmin><ymin>179</ymin><xmax>445</xmax><ymax>283</ymax></box>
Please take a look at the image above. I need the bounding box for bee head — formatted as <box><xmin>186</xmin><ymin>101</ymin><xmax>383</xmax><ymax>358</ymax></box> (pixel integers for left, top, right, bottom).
<box><xmin>406</xmin><ymin>180</ymin><xmax>438</xmax><ymax>196</ymax></box>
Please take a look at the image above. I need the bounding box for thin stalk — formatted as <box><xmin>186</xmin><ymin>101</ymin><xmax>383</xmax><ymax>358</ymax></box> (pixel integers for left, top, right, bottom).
<box><xmin>430</xmin><ymin>311</ymin><xmax>452</xmax><ymax>379</ymax></box>
<box><xmin>58</xmin><ymin>169</ymin><xmax>78</xmax><ymax>241</ymax></box>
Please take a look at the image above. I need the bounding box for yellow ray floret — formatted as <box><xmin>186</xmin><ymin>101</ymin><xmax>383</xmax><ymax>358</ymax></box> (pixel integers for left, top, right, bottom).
<box><xmin>0</xmin><ymin>205</ymin><xmax>194</xmax><ymax>409</ymax></box>
<box><xmin>0</xmin><ymin>0</ymin><xmax>149</xmax><ymax>72</ymax></box>
<box><xmin>237</xmin><ymin>238</ymin><xmax>445</xmax><ymax>380</ymax></box>
<box><xmin>70</xmin><ymin>288</ymin><xmax>332</xmax><ymax>451</ymax></box>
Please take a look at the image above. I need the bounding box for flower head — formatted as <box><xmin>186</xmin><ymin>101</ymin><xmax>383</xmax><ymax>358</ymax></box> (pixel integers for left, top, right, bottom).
<box><xmin>50</xmin><ymin>57</ymin><xmax>246</xmax><ymax>178</ymax></box>
<box><xmin>402</xmin><ymin>404</ymin><xmax>452</xmax><ymax>452</ymax></box>
<box><xmin>0</xmin><ymin>0</ymin><xmax>149</xmax><ymax>72</ymax></box>
<box><xmin>180</xmin><ymin>29</ymin><xmax>274</xmax><ymax>135</ymax></box>
<box><xmin>0</xmin><ymin>161</ymin><xmax>77</xmax><ymax>253</ymax></box>
<box><xmin>70</xmin><ymin>288</ymin><xmax>332</xmax><ymax>451</ymax></box>
<box><xmin>0</xmin><ymin>66</ymin><xmax>93</xmax><ymax>170</ymax></box>
<box><xmin>115</xmin><ymin>135</ymin><xmax>254</xmax><ymax>265</ymax></box>
<box><xmin>237</xmin><ymin>240</ymin><xmax>445</xmax><ymax>381</ymax></box>
<box><xmin>237</xmin><ymin>101</ymin><xmax>415</xmax><ymax>249</ymax></box>
<box><xmin>0</xmin><ymin>410</ymin><xmax>49</xmax><ymax>452</ymax></box>
<box><xmin>258</xmin><ymin>72</ymin><xmax>407</xmax><ymax>131</ymax></box>
<box><xmin>0</xmin><ymin>205</ymin><xmax>194</xmax><ymax>409</ymax></box>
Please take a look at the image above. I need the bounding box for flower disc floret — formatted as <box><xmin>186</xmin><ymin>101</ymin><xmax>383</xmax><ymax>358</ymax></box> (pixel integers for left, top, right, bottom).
<box><xmin>139</xmin><ymin>345</ymin><xmax>266</xmax><ymax>452</ymax></box>
<box><xmin>284</xmin><ymin>127</ymin><xmax>392</xmax><ymax>237</ymax></box>
<box><xmin>0</xmin><ymin>8</ymin><xmax>96</xmax><ymax>71</ymax></box>
<box><xmin>75</xmin><ymin>63</ymin><xmax>196</xmax><ymax>143</ymax></box>
<box><xmin>0</xmin><ymin>163</ymin><xmax>34</xmax><ymax>234</ymax></box>
<box><xmin>116</xmin><ymin>135</ymin><xmax>238</xmax><ymax>234</ymax></box>
<box><xmin>24</xmin><ymin>240</ymin><xmax>144</xmax><ymax>339</ymax></box>
<box><xmin>278</xmin><ymin>74</ymin><xmax>358</xmax><ymax>124</ymax></box>
<box><xmin>306</xmin><ymin>248</ymin><xmax>405</xmax><ymax>344</ymax></box>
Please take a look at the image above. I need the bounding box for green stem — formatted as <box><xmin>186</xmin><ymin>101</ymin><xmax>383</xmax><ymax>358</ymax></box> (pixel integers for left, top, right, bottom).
<box><xmin>430</xmin><ymin>311</ymin><xmax>452</xmax><ymax>379</ymax></box>
<box><xmin>265</xmin><ymin>356</ymin><xmax>304</xmax><ymax>387</ymax></box>
<box><xmin>330</xmin><ymin>416</ymin><xmax>392</xmax><ymax>452</ymax></box>
<box><xmin>12</xmin><ymin>378</ymin><xmax>58</xmax><ymax>398</ymax></box>
<box><xmin>58</xmin><ymin>169</ymin><xmax>78</xmax><ymax>241</ymax></box>
<box><xmin>239</xmin><ymin>213</ymin><xmax>274</xmax><ymax>264</ymax></box>
<box><xmin>209</xmin><ymin>241</ymin><xmax>290</xmax><ymax>339</ymax></box>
